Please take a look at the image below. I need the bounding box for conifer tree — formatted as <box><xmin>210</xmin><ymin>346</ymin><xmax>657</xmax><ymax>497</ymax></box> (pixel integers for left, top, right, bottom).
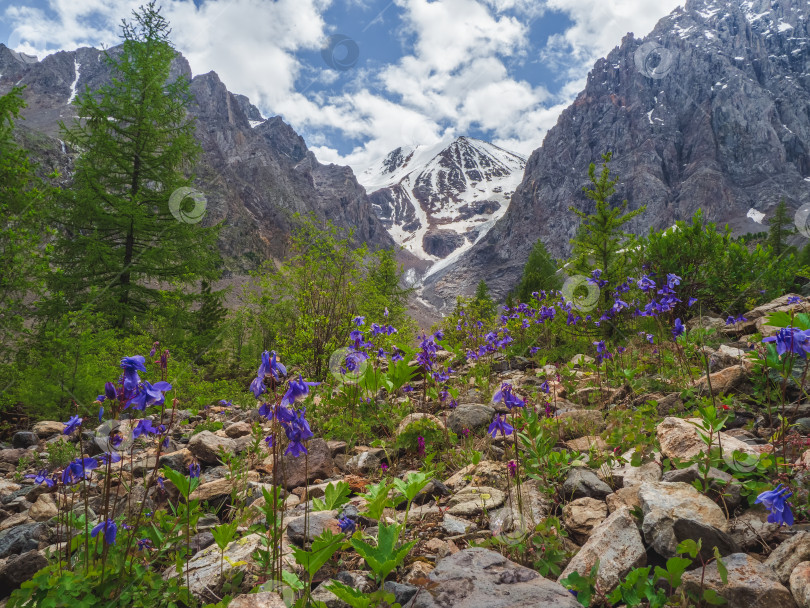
<box><xmin>0</xmin><ymin>87</ymin><xmax>54</xmax><ymax>353</ymax></box>
<box><xmin>569</xmin><ymin>152</ymin><xmax>645</xmax><ymax>309</ymax></box>
<box><xmin>51</xmin><ymin>2</ymin><xmax>220</xmax><ymax>329</ymax></box>
<box><xmin>514</xmin><ymin>238</ymin><xmax>562</xmax><ymax>303</ymax></box>
<box><xmin>472</xmin><ymin>280</ymin><xmax>495</xmax><ymax>318</ymax></box>
<box><xmin>767</xmin><ymin>198</ymin><xmax>796</xmax><ymax>258</ymax></box>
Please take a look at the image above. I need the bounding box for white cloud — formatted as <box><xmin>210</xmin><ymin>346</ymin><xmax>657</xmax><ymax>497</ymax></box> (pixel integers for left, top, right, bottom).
<box><xmin>3</xmin><ymin>0</ymin><xmax>685</xmax><ymax>174</ymax></box>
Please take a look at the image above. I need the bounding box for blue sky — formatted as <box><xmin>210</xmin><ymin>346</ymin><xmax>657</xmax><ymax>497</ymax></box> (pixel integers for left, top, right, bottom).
<box><xmin>0</xmin><ymin>0</ymin><xmax>683</xmax><ymax>171</ymax></box>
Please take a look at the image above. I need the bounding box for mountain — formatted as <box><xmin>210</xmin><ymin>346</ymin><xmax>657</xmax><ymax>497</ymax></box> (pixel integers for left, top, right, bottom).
<box><xmin>359</xmin><ymin>137</ymin><xmax>525</xmax><ymax>280</ymax></box>
<box><xmin>422</xmin><ymin>0</ymin><xmax>810</xmax><ymax>310</ymax></box>
<box><xmin>0</xmin><ymin>43</ymin><xmax>394</xmax><ymax>272</ymax></box>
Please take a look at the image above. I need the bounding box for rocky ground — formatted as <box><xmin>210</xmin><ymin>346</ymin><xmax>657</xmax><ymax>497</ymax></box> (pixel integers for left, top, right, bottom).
<box><xmin>2</xmin><ymin>296</ymin><xmax>810</xmax><ymax>607</ymax></box>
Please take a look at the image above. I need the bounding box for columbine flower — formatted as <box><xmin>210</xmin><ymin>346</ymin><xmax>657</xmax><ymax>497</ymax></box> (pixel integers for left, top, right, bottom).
<box><xmin>488</xmin><ymin>414</ymin><xmax>514</xmax><ymax>438</ymax></box>
<box><xmin>26</xmin><ymin>469</ymin><xmax>55</xmax><ymax>487</ymax></box>
<box><xmin>353</xmin><ymin>316</ymin><xmax>365</xmax><ymax>326</ymax></box>
<box><xmin>688</xmin><ymin>297</ymin><xmax>698</xmax><ymax>307</ymax></box>
<box><xmin>97</xmin><ymin>451</ymin><xmax>122</xmax><ymax>465</ymax></box>
<box><xmin>492</xmin><ymin>383</ymin><xmax>525</xmax><ymax>409</ymax></box>
<box><xmin>338</xmin><ymin>516</ymin><xmax>356</xmax><ymax>535</ymax></box>
<box><xmin>264</xmin><ymin>435</ymin><xmax>275</xmax><ymax>449</ymax></box>
<box><xmin>281</xmin><ymin>376</ymin><xmax>320</xmax><ymax>407</ymax></box>
<box><xmin>127</xmin><ymin>380</ymin><xmax>172</xmax><ymax>411</ymax></box>
<box><xmin>218</xmin><ymin>400</ymin><xmax>233</xmax><ymax>407</ymax></box>
<box><xmin>763</xmin><ymin>327</ymin><xmax>810</xmax><ymax>359</ymax></box>
<box><xmin>62</xmin><ymin>457</ymin><xmax>99</xmax><ymax>484</ymax></box>
<box><xmin>133</xmin><ymin>419</ymin><xmax>159</xmax><ymax>439</ymax></box>
<box><xmin>672</xmin><ymin>318</ymin><xmax>685</xmax><ymax>338</ymax></box>
<box><xmin>788</xmin><ymin>296</ymin><xmax>802</xmax><ymax>305</ymax></box>
<box><xmin>637</xmin><ymin>275</ymin><xmax>656</xmax><ymax>292</ymax></box>
<box><xmin>137</xmin><ymin>538</ymin><xmax>153</xmax><ymax>551</ymax></box>
<box><xmin>755</xmin><ymin>485</ymin><xmax>793</xmax><ymax>527</ymax></box>
<box><xmin>120</xmin><ymin>355</ymin><xmax>147</xmax><ymax>392</ymax></box>
<box><xmin>189</xmin><ymin>462</ymin><xmax>201</xmax><ymax>478</ymax></box>
<box><xmin>98</xmin><ymin>407</ymin><xmax>104</xmax><ymax>422</ymax></box>
<box><xmin>539</xmin><ymin>381</ymin><xmax>550</xmax><ymax>394</ymax></box>
<box><xmin>91</xmin><ymin>520</ymin><xmax>118</xmax><ymax>545</ymax></box>
<box><xmin>63</xmin><ymin>415</ymin><xmax>82</xmax><ymax>435</ymax></box>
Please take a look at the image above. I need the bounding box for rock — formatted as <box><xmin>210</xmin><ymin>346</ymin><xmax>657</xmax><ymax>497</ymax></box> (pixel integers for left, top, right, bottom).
<box><xmin>11</xmin><ymin>432</ymin><xmax>37</xmax><ymax>449</ymax></box>
<box><xmin>187</xmin><ymin>431</ymin><xmax>236</xmax><ymax>465</ymax></box>
<box><xmin>228</xmin><ymin>592</ymin><xmax>287</xmax><ymax>608</ymax></box>
<box><xmin>190</xmin><ymin>475</ymin><xmax>258</xmax><ymax>503</ymax></box>
<box><xmin>28</xmin><ymin>494</ymin><xmax>57</xmax><ymax>522</ymax></box>
<box><xmin>569</xmin><ymin>354</ymin><xmax>594</xmax><ymax>367</ymax></box>
<box><xmin>555</xmin><ymin>410</ymin><xmax>605</xmax><ymax>440</ymax></box>
<box><xmin>606</xmin><ymin>460</ymin><xmax>662</xmax><ymax>488</ymax></box>
<box><xmin>0</xmin><ymin>450</ymin><xmax>30</xmax><ymax>465</ymax></box>
<box><xmin>446</xmin><ymin>405</ymin><xmax>495</xmax><ymax>435</ymax></box>
<box><xmin>159</xmin><ymin>448</ymin><xmax>194</xmax><ymax>472</ymax></box>
<box><xmin>405</xmin><ymin>561</ymin><xmax>434</xmax><ymax>584</ymax></box>
<box><xmin>790</xmin><ymin>561</ymin><xmax>810</xmax><ymax>608</ymax></box>
<box><xmin>0</xmin><ymin>549</ymin><xmax>48</xmax><ymax>597</ymax></box>
<box><xmin>662</xmin><ymin>463</ymin><xmax>742</xmax><ymax>508</ymax></box>
<box><xmin>260</xmin><ymin>439</ymin><xmax>335</xmax><ymax>490</ymax></box>
<box><xmin>0</xmin><ymin>523</ymin><xmax>50</xmax><ymax>558</ymax></box>
<box><xmin>652</xmin><ymin>393</ymin><xmax>685</xmax><ymax>416</ymax></box>
<box><xmin>447</xmin><ymin>486</ymin><xmax>505</xmax><ymax>517</ymax></box>
<box><xmin>562</xmin><ymin>468</ymin><xmax>613</xmax><ymax>500</ymax></box>
<box><xmin>0</xmin><ymin>481</ymin><xmax>20</xmax><ymax>496</ymax></box>
<box><xmin>656</xmin><ymin>417</ymin><xmax>761</xmax><ymax>462</ymax></box>
<box><xmin>384</xmin><ymin>581</ymin><xmax>418</xmax><ymax>606</ymax></box>
<box><xmin>562</xmin><ymin>497</ymin><xmax>608</xmax><ymax>541</ymax></box>
<box><xmin>343</xmin><ymin>451</ymin><xmax>381</xmax><ymax>475</ymax></box>
<box><xmin>165</xmin><ymin>533</ymin><xmax>286</xmax><ymax>603</ymax></box>
<box><xmin>765</xmin><ymin>531</ymin><xmax>810</xmax><ymax>584</ymax></box>
<box><xmin>327</xmin><ymin>441</ymin><xmax>348</xmax><ymax>456</ymax></box>
<box><xmin>225</xmin><ymin>422</ymin><xmax>252</xmax><ymax>439</ymax></box>
<box><xmin>286</xmin><ymin>510</ymin><xmax>340</xmax><ymax>545</ymax></box>
<box><xmin>565</xmin><ymin>435</ymin><xmax>608</xmax><ymax>453</ymax></box>
<box><xmin>402</xmin><ymin>547</ymin><xmax>580</xmax><ymax>608</ymax></box>
<box><xmin>396</xmin><ymin>413</ymin><xmax>445</xmax><ymax>436</ymax></box>
<box><xmin>189</xmin><ymin>530</ymin><xmax>215</xmax><ymax>554</ymax></box>
<box><xmin>727</xmin><ymin>508</ymin><xmax>780</xmax><ymax>550</ymax></box>
<box><xmin>488</xmin><ymin>480</ymin><xmax>550</xmax><ymax>536</ymax></box>
<box><xmin>682</xmin><ymin>553</ymin><xmax>796</xmax><ymax>608</ymax></box>
<box><xmin>31</xmin><ymin>421</ymin><xmax>64</xmax><ymax>438</ymax></box>
<box><xmin>672</xmin><ymin>518</ymin><xmax>740</xmax><ymax>559</ymax></box>
<box><xmin>638</xmin><ymin>481</ymin><xmax>728</xmax><ymax>557</ymax></box>
<box><xmin>606</xmin><ymin>486</ymin><xmax>641</xmax><ymax>513</ymax></box>
<box><xmin>558</xmin><ymin>507</ymin><xmax>646</xmax><ymax>595</ymax></box>
<box><xmin>0</xmin><ymin>514</ymin><xmax>32</xmax><ymax>532</ymax></box>
<box><xmin>442</xmin><ymin>514</ymin><xmax>477</xmax><ymax>535</ymax></box>
<box><xmin>692</xmin><ymin>366</ymin><xmax>749</xmax><ymax>395</ymax></box>
<box><xmin>444</xmin><ymin>461</ymin><xmax>507</xmax><ymax>491</ymax></box>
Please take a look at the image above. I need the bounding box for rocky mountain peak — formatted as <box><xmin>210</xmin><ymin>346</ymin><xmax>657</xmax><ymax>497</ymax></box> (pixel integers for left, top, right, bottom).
<box><xmin>420</xmin><ymin>0</ymin><xmax>810</xmax><ymax>311</ymax></box>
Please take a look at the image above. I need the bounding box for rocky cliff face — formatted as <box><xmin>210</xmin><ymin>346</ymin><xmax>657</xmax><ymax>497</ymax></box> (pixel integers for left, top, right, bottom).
<box><xmin>359</xmin><ymin>137</ymin><xmax>525</xmax><ymax>274</ymax></box>
<box><xmin>0</xmin><ymin>43</ymin><xmax>393</xmax><ymax>271</ymax></box>
<box><xmin>422</xmin><ymin>0</ymin><xmax>810</xmax><ymax>310</ymax></box>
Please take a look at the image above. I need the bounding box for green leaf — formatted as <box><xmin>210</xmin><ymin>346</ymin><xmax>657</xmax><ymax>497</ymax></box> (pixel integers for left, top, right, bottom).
<box><xmin>702</xmin><ymin>588</ymin><xmax>727</xmax><ymax>605</ymax></box>
<box><xmin>350</xmin><ymin>522</ymin><xmax>416</xmax><ymax>585</ymax></box>
<box><xmin>292</xmin><ymin>529</ymin><xmax>344</xmax><ymax>579</ymax></box>
<box><xmin>714</xmin><ymin>547</ymin><xmax>728</xmax><ymax>585</ymax></box>
<box><xmin>313</xmin><ymin>481</ymin><xmax>352</xmax><ymax>511</ymax></box>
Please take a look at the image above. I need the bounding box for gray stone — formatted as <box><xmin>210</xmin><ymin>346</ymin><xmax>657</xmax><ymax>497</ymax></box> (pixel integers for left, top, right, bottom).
<box><xmin>0</xmin><ymin>549</ymin><xmax>47</xmax><ymax>597</ymax></box>
<box><xmin>286</xmin><ymin>510</ymin><xmax>340</xmax><ymax>545</ymax></box>
<box><xmin>442</xmin><ymin>513</ymin><xmax>477</xmax><ymax>535</ymax></box>
<box><xmin>765</xmin><ymin>531</ymin><xmax>810</xmax><ymax>584</ymax></box>
<box><xmin>447</xmin><ymin>486</ymin><xmax>505</xmax><ymax>517</ymax></box>
<box><xmin>343</xmin><ymin>451</ymin><xmax>381</xmax><ymax>475</ymax></box>
<box><xmin>384</xmin><ymin>581</ymin><xmax>418</xmax><ymax>606</ymax></box>
<box><xmin>402</xmin><ymin>547</ymin><xmax>581</xmax><ymax>608</ymax></box>
<box><xmin>638</xmin><ymin>481</ymin><xmax>727</xmax><ymax>557</ymax></box>
<box><xmin>662</xmin><ymin>463</ymin><xmax>742</xmax><ymax>508</ymax></box>
<box><xmin>446</xmin><ymin>405</ymin><xmax>495</xmax><ymax>435</ymax></box>
<box><xmin>562</xmin><ymin>468</ymin><xmax>613</xmax><ymax>500</ymax></box>
<box><xmin>558</xmin><ymin>507</ymin><xmax>646</xmax><ymax>595</ymax></box>
<box><xmin>0</xmin><ymin>523</ymin><xmax>50</xmax><ymax>558</ymax></box>
<box><xmin>11</xmin><ymin>432</ymin><xmax>37</xmax><ymax>449</ymax></box>
<box><xmin>672</xmin><ymin>518</ymin><xmax>740</xmax><ymax>559</ymax></box>
<box><xmin>682</xmin><ymin>553</ymin><xmax>796</xmax><ymax>608</ymax></box>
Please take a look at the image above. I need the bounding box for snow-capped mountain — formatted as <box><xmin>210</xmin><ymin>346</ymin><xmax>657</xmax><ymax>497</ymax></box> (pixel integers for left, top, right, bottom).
<box><xmin>359</xmin><ymin>137</ymin><xmax>526</xmax><ymax>276</ymax></box>
<box><xmin>421</xmin><ymin>0</ymin><xmax>810</xmax><ymax>309</ymax></box>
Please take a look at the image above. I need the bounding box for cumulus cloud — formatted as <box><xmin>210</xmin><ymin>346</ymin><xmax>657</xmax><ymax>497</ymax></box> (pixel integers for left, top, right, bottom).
<box><xmin>2</xmin><ymin>0</ymin><xmax>684</xmax><ymax>174</ymax></box>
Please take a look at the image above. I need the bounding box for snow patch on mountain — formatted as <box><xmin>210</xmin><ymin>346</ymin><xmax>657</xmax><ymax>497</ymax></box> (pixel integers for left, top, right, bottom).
<box><xmin>359</xmin><ymin>136</ymin><xmax>526</xmax><ymax>274</ymax></box>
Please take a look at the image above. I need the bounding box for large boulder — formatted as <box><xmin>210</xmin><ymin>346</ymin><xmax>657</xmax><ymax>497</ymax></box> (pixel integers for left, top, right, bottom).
<box><xmin>447</xmin><ymin>486</ymin><xmax>505</xmax><ymax>517</ymax></box>
<box><xmin>638</xmin><ymin>481</ymin><xmax>728</xmax><ymax>557</ymax></box>
<box><xmin>31</xmin><ymin>421</ymin><xmax>64</xmax><ymax>438</ymax></box>
<box><xmin>682</xmin><ymin>553</ymin><xmax>796</xmax><ymax>608</ymax></box>
<box><xmin>562</xmin><ymin>497</ymin><xmax>608</xmax><ymax>542</ymax></box>
<box><xmin>445</xmin><ymin>461</ymin><xmax>507</xmax><ymax>491</ymax></box>
<box><xmin>259</xmin><ymin>438</ymin><xmax>334</xmax><ymax>490</ymax></box>
<box><xmin>562</xmin><ymin>468</ymin><xmax>613</xmax><ymax>500</ymax></box>
<box><xmin>692</xmin><ymin>366</ymin><xmax>749</xmax><ymax>395</ymax></box>
<box><xmin>402</xmin><ymin>547</ymin><xmax>581</xmax><ymax>608</ymax></box>
<box><xmin>558</xmin><ymin>507</ymin><xmax>646</xmax><ymax>595</ymax></box>
<box><xmin>790</xmin><ymin>561</ymin><xmax>810</xmax><ymax>608</ymax></box>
